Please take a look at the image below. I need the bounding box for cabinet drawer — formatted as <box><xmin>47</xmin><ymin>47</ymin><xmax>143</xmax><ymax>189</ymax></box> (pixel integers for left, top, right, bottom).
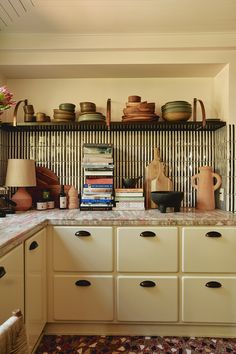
<box><xmin>117</xmin><ymin>276</ymin><xmax>178</xmax><ymax>322</ymax></box>
<box><xmin>182</xmin><ymin>227</ymin><xmax>236</xmax><ymax>272</ymax></box>
<box><xmin>0</xmin><ymin>244</ymin><xmax>24</xmax><ymax>323</ymax></box>
<box><xmin>117</xmin><ymin>227</ymin><xmax>178</xmax><ymax>272</ymax></box>
<box><xmin>182</xmin><ymin>276</ymin><xmax>236</xmax><ymax>323</ymax></box>
<box><xmin>53</xmin><ymin>275</ymin><xmax>113</xmax><ymax>321</ymax></box>
<box><xmin>53</xmin><ymin>226</ymin><xmax>113</xmax><ymax>271</ymax></box>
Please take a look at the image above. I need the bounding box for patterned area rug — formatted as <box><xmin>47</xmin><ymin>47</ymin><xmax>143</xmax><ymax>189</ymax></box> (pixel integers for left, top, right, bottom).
<box><xmin>35</xmin><ymin>335</ymin><xmax>236</xmax><ymax>353</ymax></box>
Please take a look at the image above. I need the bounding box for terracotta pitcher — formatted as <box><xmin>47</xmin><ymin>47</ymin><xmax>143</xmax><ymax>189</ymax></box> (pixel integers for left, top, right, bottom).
<box><xmin>191</xmin><ymin>166</ymin><xmax>222</xmax><ymax>210</ymax></box>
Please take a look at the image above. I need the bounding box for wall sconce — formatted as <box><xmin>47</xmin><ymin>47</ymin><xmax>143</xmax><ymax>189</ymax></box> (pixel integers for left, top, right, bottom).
<box><xmin>13</xmin><ymin>99</ymin><xmax>28</xmax><ymax>126</ymax></box>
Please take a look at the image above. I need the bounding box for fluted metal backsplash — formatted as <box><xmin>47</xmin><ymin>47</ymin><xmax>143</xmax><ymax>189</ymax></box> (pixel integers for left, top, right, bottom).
<box><xmin>0</xmin><ymin>127</ymin><xmax>226</xmax><ymax>209</ymax></box>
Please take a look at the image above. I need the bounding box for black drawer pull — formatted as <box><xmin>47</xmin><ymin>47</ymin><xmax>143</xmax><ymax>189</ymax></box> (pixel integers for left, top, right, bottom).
<box><xmin>205</xmin><ymin>281</ymin><xmax>222</xmax><ymax>288</ymax></box>
<box><xmin>140</xmin><ymin>280</ymin><xmax>156</xmax><ymax>287</ymax></box>
<box><xmin>205</xmin><ymin>231</ymin><xmax>222</xmax><ymax>238</ymax></box>
<box><xmin>75</xmin><ymin>230</ymin><xmax>91</xmax><ymax>237</ymax></box>
<box><xmin>140</xmin><ymin>231</ymin><xmax>156</xmax><ymax>237</ymax></box>
<box><xmin>75</xmin><ymin>280</ymin><xmax>91</xmax><ymax>287</ymax></box>
<box><xmin>29</xmin><ymin>241</ymin><xmax>39</xmax><ymax>250</ymax></box>
<box><xmin>0</xmin><ymin>266</ymin><xmax>6</xmax><ymax>278</ymax></box>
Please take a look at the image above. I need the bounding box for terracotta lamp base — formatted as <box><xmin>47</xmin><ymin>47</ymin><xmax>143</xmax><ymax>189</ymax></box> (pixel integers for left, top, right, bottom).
<box><xmin>11</xmin><ymin>187</ymin><xmax>33</xmax><ymax>211</ymax></box>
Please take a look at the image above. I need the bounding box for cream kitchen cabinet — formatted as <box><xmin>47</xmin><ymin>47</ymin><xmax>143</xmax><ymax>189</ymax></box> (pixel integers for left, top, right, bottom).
<box><xmin>182</xmin><ymin>226</ymin><xmax>236</xmax><ymax>325</ymax></box>
<box><xmin>53</xmin><ymin>226</ymin><xmax>113</xmax><ymax>271</ymax></box>
<box><xmin>46</xmin><ymin>224</ymin><xmax>236</xmax><ymax>336</ymax></box>
<box><xmin>117</xmin><ymin>275</ymin><xmax>178</xmax><ymax>322</ymax></box>
<box><xmin>0</xmin><ymin>244</ymin><xmax>24</xmax><ymax>324</ymax></box>
<box><xmin>182</xmin><ymin>276</ymin><xmax>236</xmax><ymax>323</ymax></box>
<box><xmin>25</xmin><ymin>228</ymin><xmax>47</xmax><ymax>352</ymax></box>
<box><xmin>182</xmin><ymin>227</ymin><xmax>236</xmax><ymax>273</ymax></box>
<box><xmin>116</xmin><ymin>226</ymin><xmax>178</xmax><ymax>322</ymax></box>
<box><xmin>50</xmin><ymin>226</ymin><xmax>114</xmax><ymax>321</ymax></box>
<box><xmin>117</xmin><ymin>226</ymin><xmax>178</xmax><ymax>272</ymax></box>
<box><xmin>53</xmin><ymin>275</ymin><xmax>113</xmax><ymax>321</ymax></box>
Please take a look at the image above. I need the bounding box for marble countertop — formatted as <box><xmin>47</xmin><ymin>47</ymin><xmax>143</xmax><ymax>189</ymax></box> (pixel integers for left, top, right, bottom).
<box><xmin>1</xmin><ymin>208</ymin><xmax>236</xmax><ymax>256</ymax></box>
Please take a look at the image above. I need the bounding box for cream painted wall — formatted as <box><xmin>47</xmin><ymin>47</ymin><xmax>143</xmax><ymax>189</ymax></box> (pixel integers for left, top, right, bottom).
<box><xmin>213</xmin><ymin>65</ymin><xmax>229</xmax><ymax>121</ymax></box>
<box><xmin>5</xmin><ymin>77</ymin><xmax>213</xmax><ymax>122</ymax></box>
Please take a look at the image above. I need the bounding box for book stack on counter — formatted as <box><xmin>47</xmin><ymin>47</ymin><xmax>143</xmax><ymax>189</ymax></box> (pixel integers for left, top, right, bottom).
<box><xmin>113</xmin><ymin>188</ymin><xmax>145</xmax><ymax>210</ymax></box>
<box><xmin>80</xmin><ymin>144</ymin><xmax>114</xmax><ymax>211</ymax></box>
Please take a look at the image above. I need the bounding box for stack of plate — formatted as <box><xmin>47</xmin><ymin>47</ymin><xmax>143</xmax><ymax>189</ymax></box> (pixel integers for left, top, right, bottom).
<box><xmin>53</xmin><ymin>103</ymin><xmax>76</xmax><ymax>122</ymax></box>
<box><xmin>122</xmin><ymin>95</ymin><xmax>159</xmax><ymax>122</ymax></box>
<box><xmin>77</xmin><ymin>101</ymin><xmax>106</xmax><ymax>122</ymax></box>
<box><xmin>161</xmin><ymin>101</ymin><xmax>192</xmax><ymax>122</ymax></box>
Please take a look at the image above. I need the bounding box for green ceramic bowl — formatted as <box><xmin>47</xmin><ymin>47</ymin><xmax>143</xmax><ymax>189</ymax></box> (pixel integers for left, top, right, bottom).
<box><xmin>59</xmin><ymin>103</ymin><xmax>76</xmax><ymax>111</ymax></box>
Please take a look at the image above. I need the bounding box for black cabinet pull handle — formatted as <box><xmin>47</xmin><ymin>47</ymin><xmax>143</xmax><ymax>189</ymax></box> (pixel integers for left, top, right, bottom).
<box><xmin>0</xmin><ymin>266</ymin><xmax>6</xmax><ymax>278</ymax></box>
<box><xmin>140</xmin><ymin>280</ymin><xmax>156</xmax><ymax>287</ymax></box>
<box><xmin>75</xmin><ymin>230</ymin><xmax>91</xmax><ymax>237</ymax></box>
<box><xmin>205</xmin><ymin>231</ymin><xmax>222</xmax><ymax>238</ymax></box>
<box><xmin>75</xmin><ymin>280</ymin><xmax>91</xmax><ymax>287</ymax></box>
<box><xmin>205</xmin><ymin>281</ymin><xmax>222</xmax><ymax>288</ymax></box>
<box><xmin>29</xmin><ymin>241</ymin><xmax>39</xmax><ymax>250</ymax></box>
<box><xmin>140</xmin><ymin>231</ymin><xmax>156</xmax><ymax>237</ymax></box>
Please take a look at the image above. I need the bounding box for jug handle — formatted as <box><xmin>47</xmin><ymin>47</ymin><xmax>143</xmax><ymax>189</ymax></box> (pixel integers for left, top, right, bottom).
<box><xmin>191</xmin><ymin>174</ymin><xmax>199</xmax><ymax>190</ymax></box>
<box><xmin>193</xmin><ymin>98</ymin><xmax>206</xmax><ymax>128</ymax></box>
<box><xmin>212</xmin><ymin>173</ymin><xmax>222</xmax><ymax>191</ymax></box>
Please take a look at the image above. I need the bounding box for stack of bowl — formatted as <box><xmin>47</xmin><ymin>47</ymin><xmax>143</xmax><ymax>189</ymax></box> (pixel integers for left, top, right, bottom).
<box><xmin>53</xmin><ymin>103</ymin><xmax>76</xmax><ymax>122</ymax></box>
<box><xmin>77</xmin><ymin>101</ymin><xmax>106</xmax><ymax>122</ymax></box>
<box><xmin>161</xmin><ymin>101</ymin><xmax>192</xmax><ymax>122</ymax></box>
<box><xmin>122</xmin><ymin>95</ymin><xmax>158</xmax><ymax>122</ymax></box>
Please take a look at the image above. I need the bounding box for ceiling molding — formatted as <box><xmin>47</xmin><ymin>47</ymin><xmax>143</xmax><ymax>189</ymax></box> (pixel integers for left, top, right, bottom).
<box><xmin>1</xmin><ymin>32</ymin><xmax>236</xmax><ymax>51</ymax></box>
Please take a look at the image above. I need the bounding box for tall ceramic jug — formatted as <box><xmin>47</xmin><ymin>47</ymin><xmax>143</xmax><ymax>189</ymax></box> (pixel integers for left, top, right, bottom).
<box><xmin>191</xmin><ymin>166</ymin><xmax>222</xmax><ymax>210</ymax></box>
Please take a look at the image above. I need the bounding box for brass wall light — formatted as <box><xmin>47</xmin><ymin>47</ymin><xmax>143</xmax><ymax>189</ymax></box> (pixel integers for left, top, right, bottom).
<box><xmin>13</xmin><ymin>99</ymin><xmax>28</xmax><ymax>126</ymax></box>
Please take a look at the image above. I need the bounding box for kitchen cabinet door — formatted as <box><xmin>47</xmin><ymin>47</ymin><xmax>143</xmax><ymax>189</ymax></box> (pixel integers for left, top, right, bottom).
<box><xmin>182</xmin><ymin>227</ymin><xmax>236</xmax><ymax>272</ymax></box>
<box><xmin>53</xmin><ymin>226</ymin><xmax>113</xmax><ymax>271</ymax></box>
<box><xmin>53</xmin><ymin>275</ymin><xmax>113</xmax><ymax>321</ymax></box>
<box><xmin>182</xmin><ymin>276</ymin><xmax>236</xmax><ymax>323</ymax></box>
<box><xmin>117</xmin><ymin>276</ymin><xmax>178</xmax><ymax>322</ymax></box>
<box><xmin>0</xmin><ymin>244</ymin><xmax>24</xmax><ymax>323</ymax></box>
<box><xmin>117</xmin><ymin>227</ymin><xmax>178</xmax><ymax>272</ymax></box>
<box><xmin>25</xmin><ymin>228</ymin><xmax>47</xmax><ymax>351</ymax></box>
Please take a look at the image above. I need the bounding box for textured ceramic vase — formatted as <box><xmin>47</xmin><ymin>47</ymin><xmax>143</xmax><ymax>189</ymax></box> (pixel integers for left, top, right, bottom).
<box><xmin>191</xmin><ymin>166</ymin><xmax>222</xmax><ymax>211</ymax></box>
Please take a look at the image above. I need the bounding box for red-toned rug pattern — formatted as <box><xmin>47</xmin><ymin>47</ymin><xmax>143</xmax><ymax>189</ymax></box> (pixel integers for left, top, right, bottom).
<box><xmin>35</xmin><ymin>335</ymin><xmax>236</xmax><ymax>353</ymax></box>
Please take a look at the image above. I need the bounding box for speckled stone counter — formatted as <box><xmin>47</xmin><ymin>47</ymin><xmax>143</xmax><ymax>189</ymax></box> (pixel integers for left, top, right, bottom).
<box><xmin>1</xmin><ymin>208</ymin><xmax>236</xmax><ymax>256</ymax></box>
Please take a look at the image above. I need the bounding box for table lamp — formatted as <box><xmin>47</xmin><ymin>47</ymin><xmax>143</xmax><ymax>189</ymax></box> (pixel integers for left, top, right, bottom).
<box><xmin>5</xmin><ymin>159</ymin><xmax>36</xmax><ymax>211</ymax></box>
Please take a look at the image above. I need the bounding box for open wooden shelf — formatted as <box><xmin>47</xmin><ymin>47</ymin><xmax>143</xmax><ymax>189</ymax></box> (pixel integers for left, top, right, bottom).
<box><xmin>0</xmin><ymin>120</ymin><xmax>226</xmax><ymax>132</ymax></box>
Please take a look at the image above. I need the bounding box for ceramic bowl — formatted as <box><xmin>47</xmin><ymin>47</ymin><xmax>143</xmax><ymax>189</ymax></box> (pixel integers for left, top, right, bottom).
<box><xmin>164</xmin><ymin>100</ymin><xmax>191</xmax><ymax>107</ymax></box>
<box><xmin>162</xmin><ymin>111</ymin><xmax>191</xmax><ymax>122</ymax></box>
<box><xmin>54</xmin><ymin>109</ymin><xmax>75</xmax><ymax>115</ymax></box>
<box><xmin>128</xmin><ymin>95</ymin><xmax>141</xmax><ymax>102</ymax></box>
<box><xmin>80</xmin><ymin>102</ymin><xmax>96</xmax><ymax>112</ymax></box>
<box><xmin>151</xmin><ymin>191</ymin><xmax>184</xmax><ymax>213</ymax></box>
<box><xmin>59</xmin><ymin>103</ymin><xmax>76</xmax><ymax>111</ymax></box>
<box><xmin>161</xmin><ymin>106</ymin><xmax>192</xmax><ymax>113</ymax></box>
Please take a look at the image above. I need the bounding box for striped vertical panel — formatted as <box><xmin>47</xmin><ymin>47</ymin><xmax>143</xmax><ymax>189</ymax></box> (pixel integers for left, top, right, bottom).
<box><xmin>2</xmin><ymin>128</ymin><xmax>222</xmax><ymax>208</ymax></box>
<box><xmin>225</xmin><ymin>124</ymin><xmax>236</xmax><ymax>212</ymax></box>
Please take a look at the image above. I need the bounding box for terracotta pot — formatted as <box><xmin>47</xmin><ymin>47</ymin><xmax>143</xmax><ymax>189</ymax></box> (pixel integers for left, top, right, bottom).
<box><xmin>191</xmin><ymin>166</ymin><xmax>222</xmax><ymax>210</ymax></box>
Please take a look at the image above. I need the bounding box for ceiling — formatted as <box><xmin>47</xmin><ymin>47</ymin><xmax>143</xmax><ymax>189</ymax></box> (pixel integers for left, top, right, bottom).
<box><xmin>0</xmin><ymin>0</ymin><xmax>236</xmax><ymax>35</ymax></box>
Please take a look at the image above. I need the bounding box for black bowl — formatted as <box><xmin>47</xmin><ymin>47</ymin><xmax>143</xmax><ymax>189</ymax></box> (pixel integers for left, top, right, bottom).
<box><xmin>151</xmin><ymin>191</ymin><xmax>184</xmax><ymax>213</ymax></box>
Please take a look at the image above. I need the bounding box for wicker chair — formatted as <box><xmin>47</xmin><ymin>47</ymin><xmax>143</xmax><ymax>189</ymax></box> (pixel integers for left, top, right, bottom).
<box><xmin>0</xmin><ymin>310</ymin><xmax>29</xmax><ymax>354</ymax></box>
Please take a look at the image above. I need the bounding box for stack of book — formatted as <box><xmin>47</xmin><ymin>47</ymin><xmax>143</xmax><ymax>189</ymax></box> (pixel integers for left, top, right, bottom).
<box><xmin>80</xmin><ymin>144</ymin><xmax>114</xmax><ymax>210</ymax></box>
<box><xmin>113</xmin><ymin>188</ymin><xmax>145</xmax><ymax>210</ymax></box>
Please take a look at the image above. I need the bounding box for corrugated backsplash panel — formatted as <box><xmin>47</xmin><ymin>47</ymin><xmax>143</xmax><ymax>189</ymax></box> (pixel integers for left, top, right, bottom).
<box><xmin>4</xmin><ymin>128</ymin><xmax>222</xmax><ymax>208</ymax></box>
<box><xmin>0</xmin><ymin>129</ymin><xmax>8</xmax><ymax>186</ymax></box>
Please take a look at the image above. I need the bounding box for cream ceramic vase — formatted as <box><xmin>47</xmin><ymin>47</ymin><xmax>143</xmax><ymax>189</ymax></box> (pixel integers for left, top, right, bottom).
<box><xmin>191</xmin><ymin>166</ymin><xmax>222</xmax><ymax>211</ymax></box>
